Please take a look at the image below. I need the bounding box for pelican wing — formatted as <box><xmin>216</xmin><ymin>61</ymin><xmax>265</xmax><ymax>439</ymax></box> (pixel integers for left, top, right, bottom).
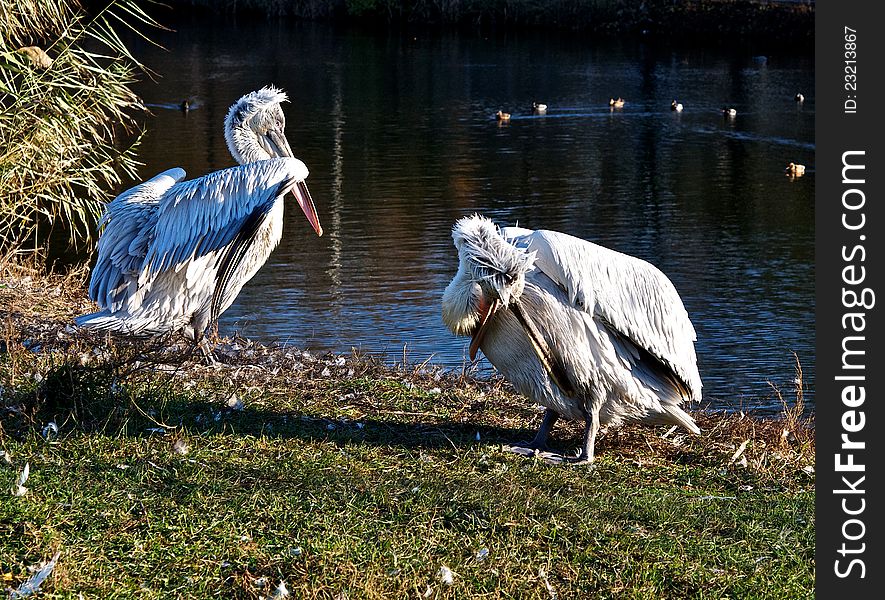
<box><xmin>508</xmin><ymin>228</ymin><xmax>702</xmax><ymax>400</ymax></box>
<box><xmin>208</xmin><ymin>201</ymin><xmax>277</xmax><ymax>323</ymax></box>
<box><xmin>138</xmin><ymin>158</ymin><xmax>299</xmax><ymax>287</ymax></box>
<box><xmin>88</xmin><ymin>168</ymin><xmax>186</xmax><ymax>311</ymax></box>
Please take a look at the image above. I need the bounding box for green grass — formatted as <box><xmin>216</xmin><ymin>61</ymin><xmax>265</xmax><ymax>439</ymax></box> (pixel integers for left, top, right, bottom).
<box><xmin>1</xmin><ymin>269</ymin><xmax>815</xmax><ymax>598</ymax></box>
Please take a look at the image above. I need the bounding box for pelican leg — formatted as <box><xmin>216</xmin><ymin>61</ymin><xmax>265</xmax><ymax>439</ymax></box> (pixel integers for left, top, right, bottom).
<box><xmin>566</xmin><ymin>403</ymin><xmax>601</xmax><ymax>465</ymax></box>
<box><xmin>504</xmin><ymin>409</ymin><xmax>560</xmax><ymax>459</ymax></box>
<box><xmin>527</xmin><ymin>409</ymin><xmax>559</xmax><ymax>449</ymax></box>
<box><xmin>195</xmin><ymin>336</ymin><xmax>219</xmax><ymax>366</ymax></box>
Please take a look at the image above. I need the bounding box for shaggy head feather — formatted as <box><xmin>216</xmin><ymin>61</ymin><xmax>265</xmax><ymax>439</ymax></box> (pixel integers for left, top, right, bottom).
<box><xmin>224</xmin><ymin>86</ymin><xmax>290</xmax><ymax>164</ymax></box>
<box><xmin>452</xmin><ymin>214</ymin><xmax>535</xmax><ymax>305</ymax></box>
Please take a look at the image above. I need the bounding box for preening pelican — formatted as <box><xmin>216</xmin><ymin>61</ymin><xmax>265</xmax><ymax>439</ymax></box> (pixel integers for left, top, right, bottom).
<box><xmin>442</xmin><ymin>215</ymin><xmax>702</xmax><ymax>464</ymax></box>
<box><xmin>76</xmin><ymin>86</ymin><xmax>323</xmax><ymax>350</ymax></box>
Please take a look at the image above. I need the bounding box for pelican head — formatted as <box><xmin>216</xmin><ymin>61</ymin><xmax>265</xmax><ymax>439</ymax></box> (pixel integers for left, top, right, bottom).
<box><xmin>224</xmin><ymin>86</ymin><xmax>294</xmax><ymax>164</ymax></box>
<box><xmin>442</xmin><ymin>215</ymin><xmax>537</xmax><ymax>359</ymax></box>
<box><xmin>223</xmin><ymin>86</ymin><xmax>322</xmax><ymax>236</ymax></box>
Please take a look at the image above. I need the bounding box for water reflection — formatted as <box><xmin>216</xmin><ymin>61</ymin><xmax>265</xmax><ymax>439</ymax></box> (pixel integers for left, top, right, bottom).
<box><xmin>128</xmin><ymin>19</ymin><xmax>815</xmax><ymax>412</ymax></box>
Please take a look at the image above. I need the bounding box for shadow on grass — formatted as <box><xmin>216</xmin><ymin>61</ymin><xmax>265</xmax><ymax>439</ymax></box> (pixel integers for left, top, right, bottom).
<box><xmin>122</xmin><ymin>398</ymin><xmax>560</xmax><ymax>453</ymax></box>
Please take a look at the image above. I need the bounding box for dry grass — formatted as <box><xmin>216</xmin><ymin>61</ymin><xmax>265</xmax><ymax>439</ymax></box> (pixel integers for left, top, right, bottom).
<box><xmin>0</xmin><ymin>0</ymin><xmax>162</xmax><ymax>256</ymax></box>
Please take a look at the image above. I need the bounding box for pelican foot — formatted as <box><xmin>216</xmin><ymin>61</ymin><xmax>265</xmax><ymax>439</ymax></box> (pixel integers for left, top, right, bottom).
<box><xmin>562</xmin><ymin>448</ymin><xmax>596</xmax><ymax>466</ymax></box>
<box><xmin>503</xmin><ymin>444</ymin><xmax>543</xmax><ymax>458</ymax></box>
<box><xmin>503</xmin><ymin>445</ymin><xmax>589</xmax><ymax>466</ymax></box>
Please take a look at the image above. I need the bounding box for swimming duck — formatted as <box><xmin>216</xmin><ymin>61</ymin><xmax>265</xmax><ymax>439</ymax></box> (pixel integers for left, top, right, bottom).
<box><xmin>496</xmin><ymin>110</ymin><xmax>511</xmax><ymax>121</ymax></box>
<box><xmin>532</xmin><ymin>102</ymin><xmax>548</xmax><ymax>113</ymax></box>
<box><xmin>609</xmin><ymin>97</ymin><xmax>625</xmax><ymax>108</ymax></box>
<box><xmin>671</xmin><ymin>100</ymin><xmax>684</xmax><ymax>112</ymax></box>
<box><xmin>180</xmin><ymin>99</ymin><xmax>191</xmax><ymax>113</ymax></box>
<box><xmin>722</xmin><ymin>107</ymin><xmax>737</xmax><ymax>117</ymax></box>
<box><xmin>785</xmin><ymin>162</ymin><xmax>806</xmax><ymax>177</ymax></box>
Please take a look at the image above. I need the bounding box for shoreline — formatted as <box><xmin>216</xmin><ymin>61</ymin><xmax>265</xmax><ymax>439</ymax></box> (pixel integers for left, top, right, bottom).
<box><xmin>149</xmin><ymin>0</ymin><xmax>814</xmax><ymax>44</ymax></box>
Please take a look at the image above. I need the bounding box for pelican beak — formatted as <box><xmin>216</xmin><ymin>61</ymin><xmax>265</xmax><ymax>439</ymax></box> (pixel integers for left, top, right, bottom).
<box><xmin>266</xmin><ymin>128</ymin><xmax>295</xmax><ymax>158</ymax></box>
<box><xmin>292</xmin><ymin>180</ymin><xmax>323</xmax><ymax>237</ymax></box>
<box><xmin>469</xmin><ymin>297</ymin><xmax>501</xmax><ymax>360</ymax></box>
<box><xmin>266</xmin><ymin>129</ymin><xmax>321</xmax><ymax>236</ymax></box>
<box><xmin>509</xmin><ymin>298</ymin><xmax>576</xmax><ymax>397</ymax></box>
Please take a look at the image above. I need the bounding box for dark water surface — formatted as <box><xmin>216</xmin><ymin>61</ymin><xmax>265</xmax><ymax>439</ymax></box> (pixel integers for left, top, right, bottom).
<box><xmin>127</xmin><ymin>18</ymin><xmax>815</xmax><ymax>412</ymax></box>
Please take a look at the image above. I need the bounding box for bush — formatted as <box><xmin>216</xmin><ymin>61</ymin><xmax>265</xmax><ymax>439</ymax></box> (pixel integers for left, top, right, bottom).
<box><xmin>0</xmin><ymin>0</ymin><xmax>159</xmax><ymax>259</ymax></box>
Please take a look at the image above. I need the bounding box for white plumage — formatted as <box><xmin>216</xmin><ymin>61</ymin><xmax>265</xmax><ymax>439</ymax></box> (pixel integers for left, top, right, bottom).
<box><xmin>442</xmin><ymin>215</ymin><xmax>702</xmax><ymax>464</ymax></box>
<box><xmin>76</xmin><ymin>86</ymin><xmax>322</xmax><ymax>347</ymax></box>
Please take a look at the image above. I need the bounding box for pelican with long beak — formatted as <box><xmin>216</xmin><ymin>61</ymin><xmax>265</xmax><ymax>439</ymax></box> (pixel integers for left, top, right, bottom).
<box><xmin>442</xmin><ymin>215</ymin><xmax>702</xmax><ymax>464</ymax></box>
<box><xmin>77</xmin><ymin>86</ymin><xmax>322</xmax><ymax>352</ymax></box>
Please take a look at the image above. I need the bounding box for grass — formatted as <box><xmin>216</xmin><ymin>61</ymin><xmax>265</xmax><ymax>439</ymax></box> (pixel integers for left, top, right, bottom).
<box><xmin>0</xmin><ymin>0</ymin><xmax>160</xmax><ymax>258</ymax></box>
<box><xmin>0</xmin><ymin>265</ymin><xmax>815</xmax><ymax>598</ymax></box>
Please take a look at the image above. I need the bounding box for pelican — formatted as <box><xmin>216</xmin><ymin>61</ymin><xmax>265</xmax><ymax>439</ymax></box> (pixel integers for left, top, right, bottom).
<box><xmin>671</xmin><ymin>100</ymin><xmax>683</xmax><ymax>112</ymax></box>
<box><xmin>609</xmin><ymin>97</ymin><xmax>625</xmax><ymax>108</ymax></box>
<box><xmin>442</xmin><ymin>215</ymin><xmax>702</xmax><ymax>464</ymax></box>
<box><xmin>532</xmin><ymin>102</ymin><xmax>548</xmax><ymax>113</ymax></box>
<box><xmin>76</xmin><ymin>86</ymin><xmax>323</xmax><ymax>353</ymax></box>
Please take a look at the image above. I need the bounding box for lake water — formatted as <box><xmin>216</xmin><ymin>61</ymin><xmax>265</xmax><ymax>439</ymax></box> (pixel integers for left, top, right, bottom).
<box><xmin>126</xmin><ymin>17</ymin><xmax>815</xmax><ymax>412</ymax></box>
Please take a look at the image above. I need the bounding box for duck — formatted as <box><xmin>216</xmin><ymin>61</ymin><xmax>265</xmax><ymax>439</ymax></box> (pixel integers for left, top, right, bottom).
<box><xmin>532</xmin><ymin>102</ymin><xmax>548</xmax><ymax>113</ymax></box>
<box><xmin>722</xmin><ymin>107</ymin><xmax>737</xmax><ymax>117</ymax></box>
<box><xmin>180</xmin><ymin>99</ymin><xmax>190</xmax><ymax>113</ymax></box>
<box><xmin>671</xmin><ymin>100</ymin><xmax>684</xmax><ymax>112</ymax></box>
<box><xmin>795</xmin><ymin>93</ymin><xmax>805</xmax><ymax>103</ymax></box>
<box><xmin>785</xmin><ymin>162</ymin><xmax>806</xmax><ymax>177</ymax></box>
<box><xmin>496</xmin><ymin>110</ymin><xmax>511</xmax><ymax>122</ymax></box>
<box><xmin>16</xmin><ymin>45</ymin><xmax>53</xmax><ymax>69</ymax></box>
<box><xmin>609</xmin><ymin>97</ymin><xmax>625</xmax><ymax>108</ymax></box>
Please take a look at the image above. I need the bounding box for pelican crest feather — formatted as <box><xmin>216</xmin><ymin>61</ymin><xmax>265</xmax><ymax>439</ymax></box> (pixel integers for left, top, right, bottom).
<box><xmin>452</xmin><ymin>215</ymin><xmax>536</xmax><ymax>306</ymax></box>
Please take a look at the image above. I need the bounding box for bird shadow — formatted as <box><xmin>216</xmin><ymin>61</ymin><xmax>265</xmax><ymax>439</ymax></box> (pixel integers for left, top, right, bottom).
<box><xmin>132</xmin><ymin>399</ymin><xmax>560</xmax><ymax>453</ymax></box>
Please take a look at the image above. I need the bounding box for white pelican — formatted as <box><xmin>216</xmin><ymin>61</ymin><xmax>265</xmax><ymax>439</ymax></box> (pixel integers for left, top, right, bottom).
<box><xmin>76</xmin><ymin>86</ymin><xmax>323</xmax><ymax>351</ymax></box>
<box><xmin>442</xmin><ymin>215</ymin><xmax>702</xmax><ymax>464</ymax></box>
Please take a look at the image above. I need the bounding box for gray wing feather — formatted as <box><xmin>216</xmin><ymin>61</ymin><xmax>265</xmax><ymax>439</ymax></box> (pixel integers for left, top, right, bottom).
<box><xmin>88</xmin><ymin>168</ymin><xmax>185</xmax><ymax>310</ymax></box>
<box><xmin>510</xmin><ymin>228</ymin><xmax>702</xmax><ymax>400</ymax></box>
<box><xmin>137</xmin><ymin>158</ymin><xmax>295</xmax><ymax>287</ymax></box>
